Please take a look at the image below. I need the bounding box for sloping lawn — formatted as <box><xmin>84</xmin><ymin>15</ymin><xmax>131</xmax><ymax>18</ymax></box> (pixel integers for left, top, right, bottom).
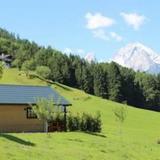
<box><xmin>0</xmin><ymin>68</ymin><xmax>46</xmax><ymax>85</ymax></box>
<box><xmin>0</xmin><ymin>69</ymin><xmax>160</xmax><ymax>160</ymax></box>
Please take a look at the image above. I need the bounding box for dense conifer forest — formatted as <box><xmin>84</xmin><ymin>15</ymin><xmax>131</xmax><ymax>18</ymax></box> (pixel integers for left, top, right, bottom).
<box><xmin>0</xmin><ymin>28</ymin><xmax>160</xmax><ymax>111</ymax></box>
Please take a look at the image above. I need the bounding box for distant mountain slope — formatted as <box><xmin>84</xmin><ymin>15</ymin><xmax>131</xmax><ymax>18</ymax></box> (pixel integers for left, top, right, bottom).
<box><xmin>113</xmin><ymin>42</ymin><xmax>160</xmax><ymax>74</ymax></box>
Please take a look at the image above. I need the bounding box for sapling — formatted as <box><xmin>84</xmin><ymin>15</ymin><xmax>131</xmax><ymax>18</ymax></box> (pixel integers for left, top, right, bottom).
<box><xmin>113</xmin><ymin>106</ymin><xmax>127</xmax><ymax>135</ymax></box>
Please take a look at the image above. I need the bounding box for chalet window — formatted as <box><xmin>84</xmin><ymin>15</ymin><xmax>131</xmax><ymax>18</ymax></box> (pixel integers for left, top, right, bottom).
<box><xmin>26</xmin><ymin>107</ymin><xmax>37</xmax><ymax>119</ymax></box>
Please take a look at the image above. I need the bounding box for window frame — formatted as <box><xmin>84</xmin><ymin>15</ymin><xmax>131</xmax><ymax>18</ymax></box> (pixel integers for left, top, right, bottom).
<box><xmin>25</xmin><ymin>107</ymin><xmax>37</xmax><ymax>119</ymax></box>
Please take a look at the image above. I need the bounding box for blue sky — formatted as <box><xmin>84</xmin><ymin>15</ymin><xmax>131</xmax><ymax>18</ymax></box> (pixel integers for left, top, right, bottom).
<box><xmin>0</xmin><ymin>0</ymin><xmax>159</xmax><ymax>61</ymax></box>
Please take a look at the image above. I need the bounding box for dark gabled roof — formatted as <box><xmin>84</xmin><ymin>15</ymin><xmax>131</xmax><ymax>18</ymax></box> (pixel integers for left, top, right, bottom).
<box><xmin>0</xmin><ymin>54</ymin><xmax>12</xmax><ymax>61</ymax></box>
<box><xmin>0</xmin><ymin>84</ymin><xmax>71</xmax><ymax>106</ymax></box>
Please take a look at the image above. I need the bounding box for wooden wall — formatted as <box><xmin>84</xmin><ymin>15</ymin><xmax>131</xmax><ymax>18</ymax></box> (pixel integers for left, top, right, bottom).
<box><xmin>0</xmin><ymin>105</ymin><xmax>44</xmax><ymax>132</ymax></box>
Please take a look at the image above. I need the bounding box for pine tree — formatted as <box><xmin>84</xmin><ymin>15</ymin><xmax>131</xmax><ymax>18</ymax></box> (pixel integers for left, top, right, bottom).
<box><xmin>107</xmin><ymin>62</ymin><xmax>122</xmax><ymax>102</ymax></box>
<box><xmin>82</xmin><ymin>65</ymin><xmax>93</xmax><ymax>94</ymax></box>
<box><xmin>93</xmin><ymin>65</ymin><xmax>107</xmax><ymax>98</ymax></box>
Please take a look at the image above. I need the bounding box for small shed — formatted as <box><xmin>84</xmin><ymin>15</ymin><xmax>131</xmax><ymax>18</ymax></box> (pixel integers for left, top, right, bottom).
<box><xmin>0</xmin><ymin>53</ymin><xmax>12</xmax><ymax>67</ymax></box>
<box><xmin>0</xmin><ymin>84</ymin><xmax>71</xmax><ymax>132</ymax></box>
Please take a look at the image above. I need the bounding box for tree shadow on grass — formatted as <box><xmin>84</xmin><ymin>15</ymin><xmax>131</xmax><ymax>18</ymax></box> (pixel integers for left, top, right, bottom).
<box><xmin>84</xmin><ymin>132</ymin><xmax>107</xmax><ymax>138</ymax></box>
<box><xmin>0</xmin><ymin>134</ymin><xmax>35</xmax><ymax>146</ymax></box>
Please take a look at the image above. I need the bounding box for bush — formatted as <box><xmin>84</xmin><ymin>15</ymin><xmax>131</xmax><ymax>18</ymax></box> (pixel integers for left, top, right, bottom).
<box><xmin>67</xmin><ymin>113</ymin><xmax>81</xmax><ymax>131</ymax></box>
<box><xmin>22</xmin><ymin>59</ymin><xmax>36</xmax><ymax>71</ymax></box>
<box><xmin>80</xmin><ymin>112</ymin><xmax>101</xmax><ymax>132</ymax></box>
<box><xmin>36</xmin><ymin>66</ymin><xmax>51</xmax><ymax>79</ymax></box>
<box><xmin>157</xmin><ymin>139</ymin><xmax>160</xmax><ymax>144</ymax></box>
<box><xmin>93</xmin><ymin>111</ymin><xmax>102</xmax><ymax>132</ymax></box>
<box><xmin>67</xmin><ymin>111</ymin><xmax>102</xmax><ymax>132</ymax></box>
<box><xmin>51</xmin><ymin>107</ymin><xmax>64</xmax><ymax>124</ymax></box>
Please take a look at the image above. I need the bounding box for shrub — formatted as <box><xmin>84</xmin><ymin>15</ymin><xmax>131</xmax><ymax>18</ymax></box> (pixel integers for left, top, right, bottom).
<box><xmin>67</xmin><ymin>111</ymin><xmax>102</xmax><ymax>132</ymax></box>
<box><xmin>80</xmin><ymin>112</ymin><xmax>101</xmax><ymax>132</ymax></box>
<box><xmin>22</xmin><ymin>59</ymin><xmax>36</xmax><ymax>71</ymax></box>
<box><xmin>51</xmin><ymin>106</ymin><xmax>64</xmax><ymax>124</ymax></box>
<box><xmin>67</xmin><ymin>113</ymin><xmax>81</xmax><ymax>131</ymax></box>
<box><xmin>92</xmin><ymin>111</ymin><xmax>102</xmax><ymax>132</ymax></box>
<box><xmin>80</xmin><ymin>113</ymin><xmax>87</xmax><ymax>131</ymax></box>
<box><xmin>157</xmin><ymin>139</ymin><xmax>160</xmax><ymax>144</ymax></box>
<box><xmin>0</xmin><ymin>62</ymin><xmax>4</xmax><ymax>79</ymax></box>
<box><xmin>36</xmin><ymin>66</ymin><xmax>51</xmax><ymax>79</ymax></box>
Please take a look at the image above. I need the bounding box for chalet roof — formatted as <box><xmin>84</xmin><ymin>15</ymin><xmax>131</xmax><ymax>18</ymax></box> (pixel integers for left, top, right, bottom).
<box><xmin>0</xmin><ymin>54</ymin><xmax>12</xmax><ymax>62</ymax></box>
<box><xmin>0</xmin><ymin>84</ymin><xmax>71</xmax><ymax>106</ymax></box>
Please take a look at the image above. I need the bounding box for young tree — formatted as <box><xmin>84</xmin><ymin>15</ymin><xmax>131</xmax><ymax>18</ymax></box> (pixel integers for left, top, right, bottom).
<box><xmin>113</xmin><ymin>106</ymin><xmax>127</xmax><ymax>134</ymax></box>
<box><xmin>32</xmin><ymin>98</ymin><xmax>55</xmax><ymax>132</ymax></box>
<box><xmin>22</xmin><ymin>59</ymin><xmax>35</xmax><ymax>77</ymax></box>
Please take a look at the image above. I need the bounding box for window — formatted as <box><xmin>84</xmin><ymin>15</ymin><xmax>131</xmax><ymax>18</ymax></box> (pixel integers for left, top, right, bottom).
<box><xmin>25</xmin><ymin>107</ymin><xmax>37</xmax><ymax>119</ymax></box>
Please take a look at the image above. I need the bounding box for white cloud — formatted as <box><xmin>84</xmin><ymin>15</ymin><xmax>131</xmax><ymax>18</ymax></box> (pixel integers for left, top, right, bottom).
<box><xmin>64</xmin><ymin>48</ymin><xmax>85</xmax><ymax>55</ymax></box>
<box><xmin>85</xmin><ymin>12</ymin><xmax>115</xmax><ymax>30</ymax></box>
<box><xmin>64</xmin><ymin>48</ymin><xmax>72</xmax><ymax>55</ymax></box>
<box><xmin>85</xmin><ymin>12</ymin><xmax>123</xmax><ymax>42</ymax></box>
<box><xmin>85</xmin><ymin>52</ymin><xmax>95</xmax><ymax>62</ymax></box>
<box><xmin>92</xmin><ymin>29</ymin><xmax>123</xmax><ymax>42</ymax></box>
<box><xmin>110</xmin><ymin>32</ymin><xmax>123</xmax><ymax>41</ymax></box>
<box><xmin>120</xmin><ymin>12</ymin><xmax>146</xmax><ymax>30</ymax></box>
<box><xmin>76</xmin><ymin>49</ymin><xmax>85</xmax><ymax>54</ymax></box>
<box><xmin>63</xmin><ymin>48</ymin><xmax>96</xmax><ymax>62</ymax></box>
<box><xmin>92</xmin><ymin>29</ymin><xmax>109</xmax><ymax>41</ymax></box>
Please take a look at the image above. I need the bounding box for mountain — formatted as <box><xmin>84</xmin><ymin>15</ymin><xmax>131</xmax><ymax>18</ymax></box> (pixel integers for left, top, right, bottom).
<box><xmin>112</xmin><ymin>42</ymin><xmax>160</xmax><ymax>74</ymax></box>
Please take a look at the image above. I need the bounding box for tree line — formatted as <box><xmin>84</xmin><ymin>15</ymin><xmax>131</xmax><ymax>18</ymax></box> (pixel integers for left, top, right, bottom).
<box><xmin>0</xmin><ymin>28</ymin><xmax>160</xmax><ymax>111</ymax></box>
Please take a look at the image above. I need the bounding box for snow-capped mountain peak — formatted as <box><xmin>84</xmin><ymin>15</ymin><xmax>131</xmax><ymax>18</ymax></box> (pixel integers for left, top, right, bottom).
<box><xmin>112</xmin><ymin>42</ymin><xmax>160</xmax><ymax>74</ymax></box>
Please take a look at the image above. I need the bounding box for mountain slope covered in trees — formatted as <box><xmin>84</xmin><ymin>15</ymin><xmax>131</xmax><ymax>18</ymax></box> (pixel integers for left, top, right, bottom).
<box><xmin>0</xmin><ymin>28</ymin><xmax>160</xmax><ymax>111</ymax></box>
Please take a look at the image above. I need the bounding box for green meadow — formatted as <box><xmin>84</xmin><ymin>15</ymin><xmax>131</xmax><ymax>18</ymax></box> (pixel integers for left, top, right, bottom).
<box><xmin>0</xmin><ymin>69</ymin><xmax>159</xmax><ymax>160</ymax></box>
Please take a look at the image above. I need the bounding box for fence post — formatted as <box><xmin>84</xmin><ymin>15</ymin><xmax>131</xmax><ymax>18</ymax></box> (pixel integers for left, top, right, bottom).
<box><xmin>63</xmin><ymin>106</ymin><xmax>67</xmax><ymax>132</ymax></box>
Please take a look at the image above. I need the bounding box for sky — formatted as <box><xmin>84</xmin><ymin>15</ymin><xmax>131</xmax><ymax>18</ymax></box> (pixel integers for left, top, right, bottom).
<box><xmin>0</xmin><ymin>0</ymin><xmax>159</xmax><ymax>61</ymax></box>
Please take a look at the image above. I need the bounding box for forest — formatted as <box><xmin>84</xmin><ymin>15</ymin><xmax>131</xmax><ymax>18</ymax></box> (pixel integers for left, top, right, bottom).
<box><xmin>0</xmin><ymin>28</ymin><xmax>160</xmax><ymax>111</ymax></box>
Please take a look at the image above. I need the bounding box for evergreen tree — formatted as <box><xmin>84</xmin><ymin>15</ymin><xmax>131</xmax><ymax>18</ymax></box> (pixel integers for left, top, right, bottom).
<box><xmin>120</xmin><ymin>67</ymin><xmax>136</xmax><ymax>105</ymax></box>
<box><xmin>107</xmin><ymin>62</ymin><xmax>122</xmax><ymax>102</ymax></box>
<box><xmin>93</xmin><ymin>64</ymin><xmax>107</xmax><ymax>98</ymax></box>
<box><xmin>82</xmin><ymin>65</ymin><xmax>93</xmax><ymax>94</ymax></box>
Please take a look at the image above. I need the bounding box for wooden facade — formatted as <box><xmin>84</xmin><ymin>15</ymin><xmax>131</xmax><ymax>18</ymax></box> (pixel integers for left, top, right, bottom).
<box><xmin>0</xmin><ymin>105</ymin><xmax>44</xmax><ymax>132</ymax></box>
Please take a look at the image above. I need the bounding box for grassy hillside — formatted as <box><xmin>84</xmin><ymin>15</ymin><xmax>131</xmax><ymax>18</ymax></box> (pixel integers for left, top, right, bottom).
<box><xmin>0</xmin><ymin>69</ymin><xmax>160</xmax><ymax>160</ymax></box>
<box><xmin>0</xmin><ymin>69</ymin><xmax>46</xmax><ymax>85</ymax></box>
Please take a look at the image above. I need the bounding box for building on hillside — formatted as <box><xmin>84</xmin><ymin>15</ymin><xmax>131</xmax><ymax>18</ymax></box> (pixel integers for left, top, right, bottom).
<box><xmin>0</xmin><ymin>84</ymin><xmax>71</xmax><ymax>133</ymax></box>
<box><xmin>0</xmin><ymin>53</ymin><xmax>12</xmax><ymax>67</ymax></box>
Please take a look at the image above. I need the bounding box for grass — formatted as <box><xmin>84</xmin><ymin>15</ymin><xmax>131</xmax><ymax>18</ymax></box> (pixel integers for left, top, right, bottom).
<box><xmin>0</xmin><ymin>69</ymin><xmax>160</xmax><ymax>160</ymax></box>
<box><xmin>0</xmin><ymin>68</ymin><xmax>46</xmax><ymax>85</ymax></box>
